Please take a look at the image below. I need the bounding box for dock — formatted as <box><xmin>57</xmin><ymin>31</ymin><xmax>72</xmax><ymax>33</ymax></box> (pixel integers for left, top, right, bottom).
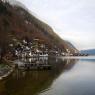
<box><xmin>15</xmin><ymin>63</ymin><xmax>52</xmax><ymax>70</ymax></box>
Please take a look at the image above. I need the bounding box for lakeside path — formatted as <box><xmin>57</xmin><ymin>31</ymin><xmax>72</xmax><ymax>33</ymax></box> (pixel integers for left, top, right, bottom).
<box><xmin>0</xmin><ymin>60</ymin><xmax>15</xmax><ymax>80</ymax></box>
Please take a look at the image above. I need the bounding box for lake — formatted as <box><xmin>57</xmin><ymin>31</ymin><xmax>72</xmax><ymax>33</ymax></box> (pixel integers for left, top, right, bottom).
<box><xmin>0</xmin><ymin>56</ymin><xmax>95</xmax><ymax>95</ymax></box>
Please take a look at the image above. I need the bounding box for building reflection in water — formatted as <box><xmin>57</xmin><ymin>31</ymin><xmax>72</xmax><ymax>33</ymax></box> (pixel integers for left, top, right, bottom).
<box><xmin>0</xmin><ymin>57</ymin><xmax>78</xmax><ymax>95</ymax></box>
<box><xmin>14</xmin><ymin>57</ymin><xmax>50</xmax><ymax>70</ymax></box>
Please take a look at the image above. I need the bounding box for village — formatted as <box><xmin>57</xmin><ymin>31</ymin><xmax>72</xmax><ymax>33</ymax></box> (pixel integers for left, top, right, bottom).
<box><xmin>0</xmin><ymin>37</ymin><xmax>88</xmax><ymax>61</ymax></box>
<box><xmin>7</xmin><ymin>38</ymin><xmax>66</xmax><ymax>59</ymax></box>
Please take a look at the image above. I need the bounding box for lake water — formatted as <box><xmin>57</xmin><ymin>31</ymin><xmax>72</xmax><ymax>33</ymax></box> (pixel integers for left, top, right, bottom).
<box><xmin>0</xmin><ymin>56</ymin><xmax>95</xmax><ymax>95</ymax></box>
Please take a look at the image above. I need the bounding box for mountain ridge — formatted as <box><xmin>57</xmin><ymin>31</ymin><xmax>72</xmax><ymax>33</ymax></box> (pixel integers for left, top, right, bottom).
<box><xmin>80</xmin><ymin>49</ymin><xmax>95</xmax><ymax>55</ymax></box>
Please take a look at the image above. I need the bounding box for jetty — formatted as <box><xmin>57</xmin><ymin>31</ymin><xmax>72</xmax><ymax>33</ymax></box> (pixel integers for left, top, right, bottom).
<box><xmin>15</xmin><ymin>63</ymin><xmax>51</xmax><ymax>70</ymax></box>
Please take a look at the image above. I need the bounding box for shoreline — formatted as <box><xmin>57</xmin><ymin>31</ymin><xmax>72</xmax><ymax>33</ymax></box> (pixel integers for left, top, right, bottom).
<box><xmin>0</xmin><ymin>55</ymin><xmax>94</xmax><ymax>80</ymax></box>
<box><xmin>0</xmin><ymin>67</ymin><xmax>13</xmax><ymax>80</ymax></box>
<box><xmin>0</xmin><ymin>59</ymin><xmax>15</xmax><ymax>81</ymax></box>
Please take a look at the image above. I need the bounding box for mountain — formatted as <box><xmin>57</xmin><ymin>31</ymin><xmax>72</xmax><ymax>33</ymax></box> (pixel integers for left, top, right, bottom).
<box><xmin>0</xmin><ymin>0</ymin><xmax>78</xmax><ymax>57</ymax></box>
<box><xmin>80</xmin><ymin>49</ymin><xmax>95</xmax><ymax>55</ymax></box>
<box><xmin>65</xmin><ymin>41</ymin><xmax>78</xmax><ymax>52</ymax></box>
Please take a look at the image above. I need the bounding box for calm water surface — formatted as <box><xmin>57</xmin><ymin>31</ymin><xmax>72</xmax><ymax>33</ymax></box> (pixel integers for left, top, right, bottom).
<box><xmin>0</xmin><ymin>56</ymin><xmax>95</xmax><ymax>95</ymax></box>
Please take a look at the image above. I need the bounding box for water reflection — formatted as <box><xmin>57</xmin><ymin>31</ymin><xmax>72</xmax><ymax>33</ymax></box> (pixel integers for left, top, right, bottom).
<box><xmin>39</xmin><ymin>58</ymin><xmax>95</xmax><ymax>95</ymax></box>
<box><xmin>0</xmin><ymin>57</ymin><xmax>77</xmax><ymax>95</ymax></box>
<box><xmin>21</xmin><ymin>57</ymin><xmax>48</xmax><ymax>64</ymax></box>
<box><xmin>14</xmin><ymin>57</ymin><xmax>50</xmax><ymax>70</ymax></box>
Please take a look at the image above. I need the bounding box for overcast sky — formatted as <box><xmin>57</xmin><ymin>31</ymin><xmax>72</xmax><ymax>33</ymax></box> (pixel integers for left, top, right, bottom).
<box><xmin>16</xmin><ymin>0</ymin><xmax>95</xmax><ymax>50</ymax></box>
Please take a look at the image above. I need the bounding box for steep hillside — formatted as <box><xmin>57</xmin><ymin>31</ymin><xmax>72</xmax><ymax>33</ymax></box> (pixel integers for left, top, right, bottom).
<box><xmin>0</xmin><ymin>0</ymin><xmax>78</xmax><ymax>57</ymax></box>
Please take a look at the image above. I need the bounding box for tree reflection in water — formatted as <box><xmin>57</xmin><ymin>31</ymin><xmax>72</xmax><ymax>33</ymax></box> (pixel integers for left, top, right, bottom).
<box><xmin>0</xmin><ymin>57</ymin><xmax>78</xmax><ymax>95</ymax></box>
